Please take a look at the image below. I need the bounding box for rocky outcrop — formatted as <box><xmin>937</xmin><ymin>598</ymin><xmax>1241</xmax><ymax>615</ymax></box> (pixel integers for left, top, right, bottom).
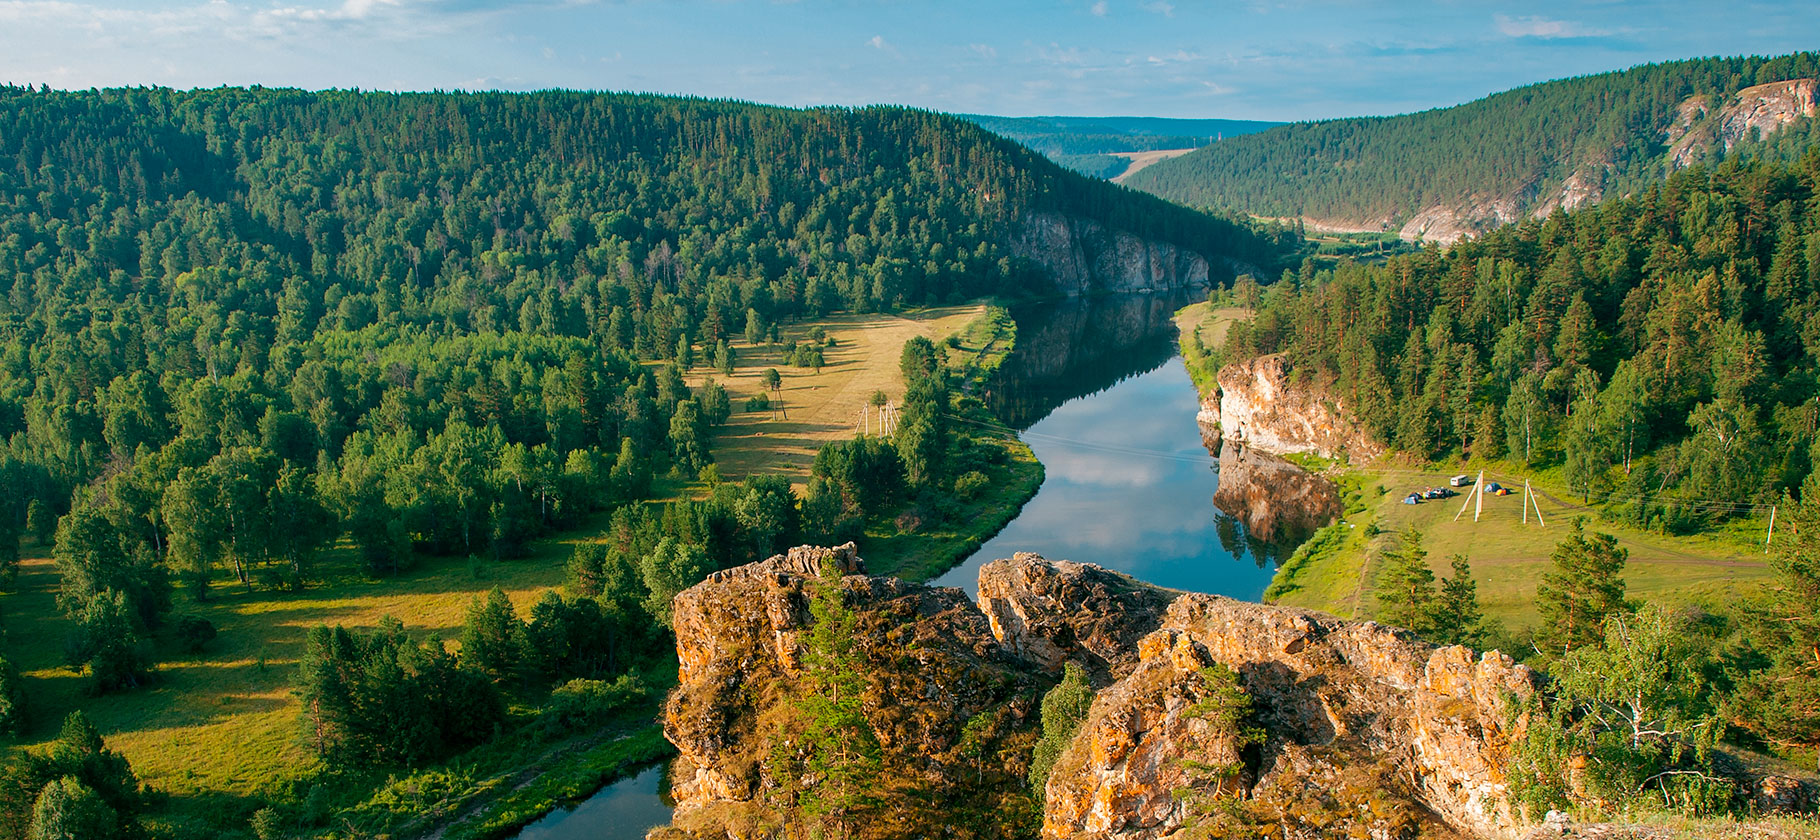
<box><xmin>1668</xmin><ymin>79</ymin><xmax>1818</xmax><ymax>170</ymax></box>
<box><xmin>1010</xmin><ymin>211</ymin><xmax>1214</xmax><ymax>295</ymax></box>
<box><xmin>1214</xmin><ymin>353</ymin><xmax>1384</xmax><ymax>462</ymax></box>
<box><xmin>976</xmin><ymin>553</ymin><xmax>1178</xmax><ymax>685</ymax></box>
<box><xmin>1042</xmin><ymin>595</ymin><xmax>1539</xmax><ymax>840</ymax></box>
<box><xmin>664</xmin><ymin>543</ymin><xmax>1039</xmax><ymax>825</ymax></box>
<box><xmin>661</xmin><ymin>550</ymin><xmax>1566</xmax><ymax>840</ymax></box>
<box><xmin>1212</xmin><ymin>442</ymin><xmax>1343</xmax><ymax>544</ymax></box>
<box><xmin>1399</xmin><ymin>197</ymin><xmax>1522</xmax><ymax>244</ymax></box>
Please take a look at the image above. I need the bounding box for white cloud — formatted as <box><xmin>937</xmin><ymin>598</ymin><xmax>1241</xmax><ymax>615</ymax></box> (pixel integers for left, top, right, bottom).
<box><xmin>1146</xmin><ymin>49</ymin><xmax>1199</xmax><ymax>65</ymax></box>
<box><xmin>1494</xmin><ymin>13</ymin><xmax>1610</xmax><ymax>39</ymax></box>
<box><xmin>968</xmin><ymin>43</ymin><xmax>997</xmax><ymax>60</ymax></box>
<box><xmin>1142</xmin><ymin>0</ymin><xmax>1173</xmax><ymax>16</ymax></box>
<box><xmin>1089</xmin><ymin>0</ymin><xmax>1108</xmax><ymax>16</ymax></box>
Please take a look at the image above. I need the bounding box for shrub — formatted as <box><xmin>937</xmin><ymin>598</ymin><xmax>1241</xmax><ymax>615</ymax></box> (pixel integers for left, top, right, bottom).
<box><xmin>174</xmin><ymin>615</ymin><xmax>217</xmax><ymax>653</ymax></box>
<box><xmin>543</xmin><ymin>675</ymin><xmax>650</xmax><ymax>733</ymax></box>
<box><xmin>953</xmin><ymin>471</ymin><xmax>990</xmax><ymax>501</ymax></box>
<box><xmin>744</xmin><ymin>394</ymin><xmax>770</xmax><ymax>412</ymax></box>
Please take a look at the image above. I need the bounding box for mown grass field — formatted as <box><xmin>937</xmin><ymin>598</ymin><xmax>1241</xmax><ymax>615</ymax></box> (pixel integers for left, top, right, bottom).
<box><xmin>693</xmin><ymin>305</ymin><xmax>985</xmax><ymax>481</ymax></box>
<box><xmin>1171</xmin><ymin>302</ymin><xmax>1245</xmax><ymax>394</ymax></box>
<box><xmin>1266</xmin><ymin>459</ymin><xmax>1777</xmax><ymax>632</ymax></box>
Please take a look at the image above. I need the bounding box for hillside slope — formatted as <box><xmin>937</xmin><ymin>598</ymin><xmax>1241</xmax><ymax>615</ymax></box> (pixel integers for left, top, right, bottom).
<box><xmin>1126</xmin><ymin>53</ymin><xmax>1820</xmax><ymax>242</ymax></box>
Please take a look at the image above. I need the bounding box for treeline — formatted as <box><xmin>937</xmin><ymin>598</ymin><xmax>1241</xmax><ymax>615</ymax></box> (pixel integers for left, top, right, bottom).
<box><xmin>1128</xmin><ymin>52</ymin><xmax>1820</xmax><ymax>226</ymax></box>
<box><xmin>0</xmin><ymin>85</ymin><xmax>1272</xmax><ymax>693</ymax></box>
<box><xmin>1224</xmin><ymin>154</ymin><xmax>1820</xmax><ymax>531</ymax></box>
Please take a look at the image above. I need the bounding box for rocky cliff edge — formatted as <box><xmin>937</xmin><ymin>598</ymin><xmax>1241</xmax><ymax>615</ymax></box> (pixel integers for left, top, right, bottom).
<box><xmin>1009</xmin><ymin>211</ymin><xmax>1220</xmax><ymax>296</ymax></box>
<box><xmin>1042</xmin><ymin>595</ymin><xmax>1537</xmax><ymax>840</ymax></box>
<box><xmin>662</xmin><ymin>549</ymin><xmax>1551</xmax><ymax>840</ymax></box>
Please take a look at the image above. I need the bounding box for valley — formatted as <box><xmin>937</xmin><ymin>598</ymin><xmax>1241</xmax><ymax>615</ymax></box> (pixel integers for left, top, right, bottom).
<box><xmin>2</xmin><ymin>43</ymin><xmax>1820</xmax><ymax>840</ymax></box>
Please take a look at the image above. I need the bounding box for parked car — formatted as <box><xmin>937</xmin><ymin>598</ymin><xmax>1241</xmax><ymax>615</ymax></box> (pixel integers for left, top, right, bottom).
<box><xmin>1449</xmin><ymin>474</ymin><xmax>1473</xmax><ymax>487</ymax></box>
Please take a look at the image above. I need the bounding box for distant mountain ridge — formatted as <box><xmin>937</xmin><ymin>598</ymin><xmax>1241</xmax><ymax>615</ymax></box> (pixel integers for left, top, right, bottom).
<box><xmin>1124</xmin><ymin>53</ymin><xmax>1820</xmax><ymax>242</ymax></box>
<box><xmin>961</xmin><ymin>114</ymin><xmax>1281</xmax><ymax>180</ymax></box>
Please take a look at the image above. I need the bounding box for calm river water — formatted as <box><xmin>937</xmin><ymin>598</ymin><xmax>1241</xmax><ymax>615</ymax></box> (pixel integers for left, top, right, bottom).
<box><xmin>929</xmin><ymin>353</ymin><xmax>1276</xmax><ymax>598</ymax></box>
<box><xmin>517</xmin><ymin>292</ymin><xmax>1293</xmax><ymax>839</ymax></box>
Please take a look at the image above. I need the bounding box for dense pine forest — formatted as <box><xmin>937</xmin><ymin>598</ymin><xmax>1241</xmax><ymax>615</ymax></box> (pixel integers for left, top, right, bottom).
<box><xmin>0</xmin><ymin>84</ymin><xmax>1267</xmax><ymax>598</ymax></box>
<box><xmin>1128</xmin><ymin>53</ymin><xmax>1820</xmax><ymax>229</ymax></box>
<box><xmin>1225</xmin><ymin>153</ymin><xmax>1818</xmax><ymax>529</ymax></box>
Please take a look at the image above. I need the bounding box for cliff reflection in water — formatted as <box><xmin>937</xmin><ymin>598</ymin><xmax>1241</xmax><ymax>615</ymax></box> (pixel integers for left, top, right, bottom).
<box><xmin>982</xmin><ymin>293</ymin><xmax>1186</xmax><ymax>429</ymax></box>
<box><xmin>934</xmin><ymin>292</ymin><xmax>1304</xmax><ymax>599</ymax></box>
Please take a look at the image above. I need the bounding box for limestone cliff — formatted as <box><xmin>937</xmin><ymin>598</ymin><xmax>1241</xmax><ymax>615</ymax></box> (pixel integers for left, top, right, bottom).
<box><xmin>1213</xmin><ymin>353</ymin><xmax>1384</xmax><ymax>462</ymax></box>
<box><xmin>1009</xmin><ymin>211</ymin><xmax>1216</xmax><ymax>296</ymax></box>
<box><xmin>1040</xmin><ymin>595</ymin><xmax>1538</xmax><ymax>840</ymax></box>
<box><xmin>1669</xmin><ymin>79</ymin><xmax>1819</xmax><ymax>170</ymax></box>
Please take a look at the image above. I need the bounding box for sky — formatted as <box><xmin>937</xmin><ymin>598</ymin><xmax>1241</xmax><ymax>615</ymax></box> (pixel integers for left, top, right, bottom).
<box><xmin>1</xmin><ymin>0</ymin><xmax>1816</xmax><ymax>121</ymax></box>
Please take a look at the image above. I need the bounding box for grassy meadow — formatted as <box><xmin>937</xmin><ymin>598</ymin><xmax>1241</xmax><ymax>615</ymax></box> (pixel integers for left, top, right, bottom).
<box><xmin>691</xmin><ymin>305</ymin><xmax>985</xmax><ymax>481</ymax></box>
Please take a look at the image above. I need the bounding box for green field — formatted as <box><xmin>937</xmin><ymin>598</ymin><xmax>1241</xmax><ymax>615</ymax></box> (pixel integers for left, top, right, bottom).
<box><xmin>1266</xmin><ymin>460</ymin><xmax>1776</xmax><ymax>633</ymax></box>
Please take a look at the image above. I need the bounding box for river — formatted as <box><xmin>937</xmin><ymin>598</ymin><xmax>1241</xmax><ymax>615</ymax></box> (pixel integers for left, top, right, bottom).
<box><xmin>929</xmin><ymin>291</ymin><xmax>1297</xmax><ymax>596</ymax></box>
<box><xmin>516</xmin><ymin>292</ymin><xmax>1300</xmax><ymax>839</ymax></box>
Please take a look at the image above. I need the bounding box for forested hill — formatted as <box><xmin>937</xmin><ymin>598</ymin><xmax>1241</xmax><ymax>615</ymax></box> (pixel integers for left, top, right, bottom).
<box><xmin>0</xmin><ymin>86</ymin><xmax>1278</xmax><ymax>608</ymax></box>
<box><xmin>1224</xmin><ymin>153</ymin><xmax>1820</xmax><ymax>531</ymax></box>
<box><xmin>1126</xmin><ymin>52</ymin><xmax>1820</xmax><ymax>242</ymax></box>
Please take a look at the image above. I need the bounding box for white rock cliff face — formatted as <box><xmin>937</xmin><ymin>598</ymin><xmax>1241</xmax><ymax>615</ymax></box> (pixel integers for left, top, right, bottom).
<box><xmin>1009</xmin><ymin>211</ymin><xmax>1212</xmax><ymax>295</ymax></box>
<box><xmin>1214</xmin><ymin>354</ymin><xmax>1384</xmax><ymax>463</ymax></box>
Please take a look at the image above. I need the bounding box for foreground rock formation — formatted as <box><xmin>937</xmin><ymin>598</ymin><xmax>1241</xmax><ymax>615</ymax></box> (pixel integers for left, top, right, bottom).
<box><xmin>1041</xmin><ymin>595</ymin><xmax>1537</xmax><ymax>840</ymax></box>
<box><xmin>661</xmin><ymin>549</ymin><xmax>1550</xmax><ymax>840</ymax></box>
<box><xmin>663</xmin><ymin>544</ymin><xmax>1044</xmax><ymax>836</ymax></box>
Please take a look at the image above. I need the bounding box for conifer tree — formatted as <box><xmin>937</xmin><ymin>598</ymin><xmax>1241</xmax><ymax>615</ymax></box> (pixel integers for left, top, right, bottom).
<box><xmin>460</xmin><ymin>588</ymin><xmax>528</xmax><ymax>684</ymax></box>
<box><xmin>1374</xmin><ymin>530</ymin><xmax>1436</xmax><ymax>633</ymax></box>
<box><xmin>1736</xmin><ymin>480</ymin><xmax>1820</xmax><ymax>764</ymax></box>
<box><xmin>794</xmin><ymin>560</ymin><xmax>881</xmax><ymax>838</ymax></box>
<box><xmin>1533</xmin><ymin>519</ymin><xmax>1629</xmax><ymax>659</ymax></box>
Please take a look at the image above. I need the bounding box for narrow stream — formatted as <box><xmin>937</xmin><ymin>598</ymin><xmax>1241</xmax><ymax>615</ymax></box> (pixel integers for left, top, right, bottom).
<box><xmin>511</xmin><ymin>762</ymin><xmax>673</xmax><ymax>840</ymax></box>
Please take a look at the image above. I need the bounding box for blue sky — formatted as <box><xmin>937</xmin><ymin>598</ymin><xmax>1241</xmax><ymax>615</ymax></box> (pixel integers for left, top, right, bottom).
<box><xmin>1</xmin><ymin>0</ymin><xmax>1815</xmax><ymax>121</ymax></box>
